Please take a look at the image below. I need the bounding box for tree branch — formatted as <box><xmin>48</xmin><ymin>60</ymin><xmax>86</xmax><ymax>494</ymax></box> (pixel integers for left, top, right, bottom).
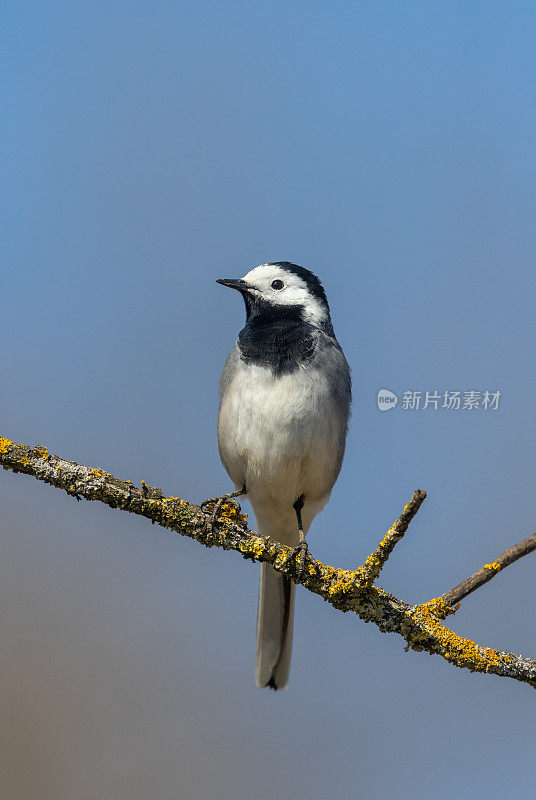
<box><xmin>440</xmin><ymin>533</ymin><xmax>536</xmax><ymax>607</ymax></box>
<box><xmin>2</xmin><ymin>434</ymin><xmax>536</xmax><ymax>689</ymax></box>
<box><xmin>356</xmin><ymin>489</ymin><xmax>427</xmax><ymax>585</ymax></box>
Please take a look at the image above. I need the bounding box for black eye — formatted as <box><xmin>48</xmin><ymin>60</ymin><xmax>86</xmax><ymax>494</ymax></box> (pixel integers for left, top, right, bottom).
<box><xmin>271</xmin><ymin>279</ymin><xmax>284</xmax><ymax>290</ymax></box>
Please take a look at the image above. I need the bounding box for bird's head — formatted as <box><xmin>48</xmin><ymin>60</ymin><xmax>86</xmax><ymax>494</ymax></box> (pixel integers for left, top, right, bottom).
<box><xmin>217</xmin><ymin>262</ymin><xmax>332</xmax><ymax>331</ymax></box>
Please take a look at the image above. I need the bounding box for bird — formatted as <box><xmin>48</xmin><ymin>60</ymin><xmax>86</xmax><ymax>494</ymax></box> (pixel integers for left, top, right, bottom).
<box><xmin>215</xmin><ymin>262</ymin><xmax>351</xmax><ymax>689</ymax></box>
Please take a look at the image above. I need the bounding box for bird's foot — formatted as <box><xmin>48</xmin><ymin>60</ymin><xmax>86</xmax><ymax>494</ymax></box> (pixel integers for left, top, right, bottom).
<box><xmin>290</xmin><ymin>538</ymin><xmax>317</xmax><ymax>579</ymax></box>
<box><xmin>201</xmin><ymin>490</ymin><xmax>245</xmax><ymax>528</ymax></box>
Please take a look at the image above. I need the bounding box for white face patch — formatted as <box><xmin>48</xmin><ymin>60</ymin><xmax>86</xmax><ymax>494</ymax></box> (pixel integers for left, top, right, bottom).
<box><xmin>242</xmin><ymin>264</ymin><xmax>328</xmax><ymax>328</ymax></box>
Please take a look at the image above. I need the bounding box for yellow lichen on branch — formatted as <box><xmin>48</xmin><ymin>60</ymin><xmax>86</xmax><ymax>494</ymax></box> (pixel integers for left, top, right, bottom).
<box><xmin>408</xmin><ymin>598</ymin><xmax>510</xmax><ymax>674</ymax></box>
<box><xmin>357</xmin><ymin>490</ymin><xmax>427</xmax><ymax>585</ymax></box>
<box><xmin>1</xmin><ymin>433</ymin><xmax>536</xmax><ymax>689</ymax></box>
<box><xmin>0</xmin><ymin>436</ymin><xmax>14</xmax><ymax>454</ymax></box>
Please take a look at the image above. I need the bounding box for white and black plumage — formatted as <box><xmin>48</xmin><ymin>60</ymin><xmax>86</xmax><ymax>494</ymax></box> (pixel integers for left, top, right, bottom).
<box><xmin>216</xmin><ymin>262</ymin><xmax>351</xmax><ymax>689</ymax></box>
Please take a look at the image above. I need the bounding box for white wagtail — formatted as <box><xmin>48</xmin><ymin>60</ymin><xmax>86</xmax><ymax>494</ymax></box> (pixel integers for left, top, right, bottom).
<box><xmin>214</xmin><ymin>262</ymin><xmax>351</xmax><ymax>689</ymax></box>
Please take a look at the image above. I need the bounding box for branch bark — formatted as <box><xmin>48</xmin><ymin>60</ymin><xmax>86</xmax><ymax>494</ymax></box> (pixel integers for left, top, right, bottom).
<box><xmin>356</xmin><ymin>489</ymin><xmax>427</xmax><ymax>585</ymax></box>
<box><xmin>2</xmin><ymin>434</ymin><xmax>536</xmax><ymax>689</ymax></box>
<box><xmin>440</xmin><ymin>533</ymin><xmax>536</xmax><ymax>607</ymax></box>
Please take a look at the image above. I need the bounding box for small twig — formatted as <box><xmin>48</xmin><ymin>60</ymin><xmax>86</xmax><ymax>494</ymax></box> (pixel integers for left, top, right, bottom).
<box><xmin>358</xmin><ymin>489</ymin><xmax>427</xmax><ymax>585</ymax></box>
<box><xmin>441</xmin><ymin>532</ymin><xmax>536</xmax><ymax>608</ymax></box>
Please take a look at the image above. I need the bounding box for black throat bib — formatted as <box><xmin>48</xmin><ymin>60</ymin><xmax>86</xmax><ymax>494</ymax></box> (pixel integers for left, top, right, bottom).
<box><xmin>237</xmin><ymin>301</ymin><xmax>317</xmax><ymax>376</ymax></box>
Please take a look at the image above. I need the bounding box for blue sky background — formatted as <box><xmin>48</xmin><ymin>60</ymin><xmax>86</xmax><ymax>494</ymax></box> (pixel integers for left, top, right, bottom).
<box><xmin>2</xmin><ymin>2</ymin><xmax>536</xmax><ymax>797</ymax></box>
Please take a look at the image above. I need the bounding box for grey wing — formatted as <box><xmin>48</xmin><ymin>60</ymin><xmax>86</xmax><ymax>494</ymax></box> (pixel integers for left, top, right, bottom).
<box><xmin>219</xmin><ymin>342</ymin><xmax>240</xmax><ymax>403</ymax></box>
<box><xmin>315</xmin><ymin>334</ymin><xmax>352</xmax><ymax>471</ymax></box>
<box><xmin>217</xmin><ymin>342</ymin><xmax>245</xmax><ymax>487</ymax></box>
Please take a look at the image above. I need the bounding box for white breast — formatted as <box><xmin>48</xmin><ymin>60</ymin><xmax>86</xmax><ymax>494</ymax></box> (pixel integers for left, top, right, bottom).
<box><xmin>217</xmin><ymin>360</ymin><xmax>344</xmax><ymax>540</ymax></box>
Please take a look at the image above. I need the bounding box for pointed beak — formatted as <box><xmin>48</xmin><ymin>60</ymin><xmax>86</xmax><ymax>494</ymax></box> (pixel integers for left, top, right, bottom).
<box><xmin>216</xmin><ymin>278</ymin><xmax>253</xmax><ymax>293</ymax></box>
